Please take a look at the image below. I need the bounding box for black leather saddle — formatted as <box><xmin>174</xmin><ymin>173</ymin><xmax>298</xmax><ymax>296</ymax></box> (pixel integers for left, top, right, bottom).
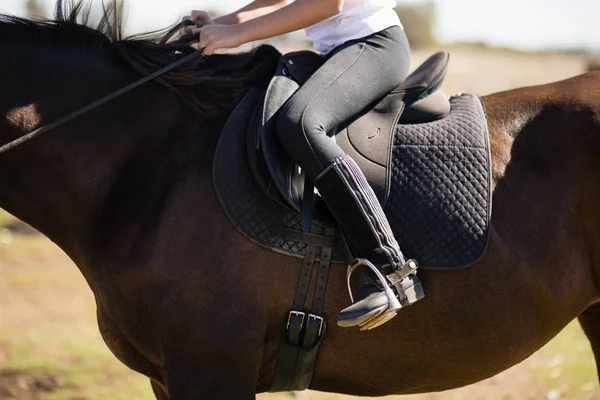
<box><xmin>214</xmin><ymin>51</ymin><xmax>491</xmax><ymax>269</ymax></box>
<box><xmin>252</xmin><ymin>51</ymin><xmax>452</xmax><ymax>219</ymax></box>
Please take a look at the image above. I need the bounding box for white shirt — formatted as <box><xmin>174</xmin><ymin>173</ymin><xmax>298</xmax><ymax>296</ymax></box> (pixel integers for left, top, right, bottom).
<box><xmin>303</xmin><ymin>0</ymin><xmax>402</xmax><ymax>54</ymax></box>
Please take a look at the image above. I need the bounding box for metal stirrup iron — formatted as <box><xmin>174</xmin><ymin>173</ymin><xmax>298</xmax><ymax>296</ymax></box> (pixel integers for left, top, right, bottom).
<box><xmin>346</xmin><ymin>258</ymin><xmax>418</xmax><ymax>330</ymax></box>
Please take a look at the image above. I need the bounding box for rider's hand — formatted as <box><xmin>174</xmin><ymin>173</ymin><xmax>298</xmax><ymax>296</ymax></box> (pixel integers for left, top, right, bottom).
<box><xmin>196</xmin><ymin>24</ymin><xmax>245</xmax><ymax>55</ymax></box>
<box><xmin>179</xmin><ymin>10</ymin><xmax>213</xmax><ymax>39</ymax></box>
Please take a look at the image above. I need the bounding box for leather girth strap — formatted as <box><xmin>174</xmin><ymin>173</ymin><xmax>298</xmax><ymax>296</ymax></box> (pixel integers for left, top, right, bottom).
<box><xmin>269</xmin><ymin>183</ymin><xmax>336</xmax><ymax>392</ymax></box>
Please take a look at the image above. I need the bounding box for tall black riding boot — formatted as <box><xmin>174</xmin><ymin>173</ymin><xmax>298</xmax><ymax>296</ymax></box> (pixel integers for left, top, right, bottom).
<box><xmin>315</xmin><ymin>155</ymin><xmax>424</xmax><ymax>329</ymax></box>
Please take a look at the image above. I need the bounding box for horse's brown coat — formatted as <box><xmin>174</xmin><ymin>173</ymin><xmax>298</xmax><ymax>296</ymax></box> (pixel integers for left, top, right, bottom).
<box><xmin>1</xmin><ymin>3</ymin><xmax>600</xmax><ymax>399</ymax></box>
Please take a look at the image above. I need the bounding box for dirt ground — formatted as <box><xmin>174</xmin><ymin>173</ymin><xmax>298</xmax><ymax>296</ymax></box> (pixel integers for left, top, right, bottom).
<box><xmin>0</xmin><ymin>370</ymin><xmax>65</xmax><ymax>400</ymax></box>
<box><xmin>1</xmin><ymin>48</ymin><xmax>599</xmax><ymax>399</ymax></box>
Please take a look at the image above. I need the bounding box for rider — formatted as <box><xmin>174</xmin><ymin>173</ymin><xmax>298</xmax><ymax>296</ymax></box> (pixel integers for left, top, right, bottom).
<box><xmin>182</xmin><ymin>0</ymin><xmax>423</xmax><ymax>328</ymax></box>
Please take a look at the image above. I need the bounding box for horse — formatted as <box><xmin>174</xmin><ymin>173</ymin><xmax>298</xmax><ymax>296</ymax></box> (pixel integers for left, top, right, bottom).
<box><xmin>1</xmin><ymin>1</ymin><xmax>600</xmax><ymax>399</ymax></box>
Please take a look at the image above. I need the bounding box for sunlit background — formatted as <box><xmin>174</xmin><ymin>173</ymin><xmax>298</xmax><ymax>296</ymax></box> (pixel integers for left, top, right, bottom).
<box><xmin>2</xmin><ymin>0</ymin><xmax>600</xmax><ymax>52</ymax></box>
<box><xmin>1</xmin><ymin>0</ymin><xmax>600</xmax><ymax>399</ymax></box>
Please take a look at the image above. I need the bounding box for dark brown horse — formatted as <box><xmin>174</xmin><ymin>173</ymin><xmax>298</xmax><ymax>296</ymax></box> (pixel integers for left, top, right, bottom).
<box><xmin>2</xmin><ymin>2</ymin><xmax>600</xmax><ymax>399</ymax></box>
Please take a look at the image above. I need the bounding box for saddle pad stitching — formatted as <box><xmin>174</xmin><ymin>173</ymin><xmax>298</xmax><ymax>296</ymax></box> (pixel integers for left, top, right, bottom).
<box><xmin>385</xmin><ymin>93</ymin><xmax>491</xmax><ymax>268</ymax></box>
<box><xmin>417</xmin><ymin>95</ymin><xmax>493</xmax><ymax>270</ymax></box>
<box><xmin>398</xmin><ymin>144</ymin><xmax>486</xmax><ymax>150</ymax></box>
<box><xmin>399</xmin><ymin>147</ymin><xmax>487</xmax><ymax>201</ymax></box>
<box><xmin>418</xmin><ymin>157</ymin><xmax>487</xmax><ymax>206</ymax></box>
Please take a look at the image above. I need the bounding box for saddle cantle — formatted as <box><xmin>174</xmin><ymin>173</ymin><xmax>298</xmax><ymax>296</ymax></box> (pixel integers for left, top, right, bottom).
<box><xmin>214</xmin><ymin>51</ymin><xmax>492</xmax><ymax>269</ymax></box>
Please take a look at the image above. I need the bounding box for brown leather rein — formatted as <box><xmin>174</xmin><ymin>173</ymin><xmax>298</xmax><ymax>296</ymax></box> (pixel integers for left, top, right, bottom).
<box><xmin>0</xmin><ymin>50</ymin><xmax>206</xmax><ymax>155</ymax></box>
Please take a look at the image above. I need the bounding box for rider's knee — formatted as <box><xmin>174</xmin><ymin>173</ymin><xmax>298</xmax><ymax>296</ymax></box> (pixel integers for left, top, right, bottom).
<box><xmin>278</xmin><ymin>101</ymin><xmax>328</xmax><ymax>147</ymax></box>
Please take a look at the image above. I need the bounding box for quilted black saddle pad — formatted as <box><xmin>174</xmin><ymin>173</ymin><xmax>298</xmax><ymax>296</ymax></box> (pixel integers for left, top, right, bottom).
<box><xmin>213</xmin><ymin>90</ymin><xmax>491</xmax><ymax>269</ymax></box>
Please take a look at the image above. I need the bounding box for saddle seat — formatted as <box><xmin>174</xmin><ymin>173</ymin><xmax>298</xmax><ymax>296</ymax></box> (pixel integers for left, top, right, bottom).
<box><xmin>250</xmin><ymin>51</ymin><xmax>451</xmax><ymax>224</ymax></box>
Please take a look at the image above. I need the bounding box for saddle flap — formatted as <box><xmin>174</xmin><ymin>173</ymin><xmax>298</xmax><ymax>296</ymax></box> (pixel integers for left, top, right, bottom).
<box><xmin>336</xmin><ymin>91</ymin><xmax>406</xmax><ymax>204</ymax></box>
<box><xmin>397</xmin><ymin>51</ymin><xmax>450</xmax><ymax>102</ymax></box>
<box><xmin>259</xmin><ymin>58</ymin><xmax>305</xmax><ymax>213</ymax></box>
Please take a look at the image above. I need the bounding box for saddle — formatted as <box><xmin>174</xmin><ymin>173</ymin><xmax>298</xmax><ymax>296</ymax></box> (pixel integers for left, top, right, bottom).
<box><xmin>252</xmin><ymin>51</ymin><xmax>452</xmax><ymax>218</ymax></box>
<box><xmin>215</xmin><ymin>51</ymin><xmax>491</xmax><ymax>269</ymax></box>
<box><xmin>212</xmin><ymin>50</ymin><xmax>492</xmax><ymax>392</ymax></box>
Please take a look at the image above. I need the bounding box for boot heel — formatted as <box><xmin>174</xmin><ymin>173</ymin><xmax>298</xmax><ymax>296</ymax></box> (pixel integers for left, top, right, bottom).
<box><xmin>398</xmin><ymin>275</ymin><xmax>425</xmax><ymax>307</ymax></box>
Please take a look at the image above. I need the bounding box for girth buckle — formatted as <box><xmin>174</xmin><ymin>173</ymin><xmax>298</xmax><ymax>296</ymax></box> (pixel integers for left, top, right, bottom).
<box><xmin>286</xmin><ymin>311</ymin><xmax>306</xmax><ymax>331</ymax></box>
<box><xmin>307</xmin><ymin>313</ymin><xmax>324</xmax><ymax>337</ymax></box>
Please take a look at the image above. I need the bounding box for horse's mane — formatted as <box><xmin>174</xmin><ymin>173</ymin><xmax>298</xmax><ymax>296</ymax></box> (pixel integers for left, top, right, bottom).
<box><xmin>0</xmin><ymin>0</ymin><xmax>280</xmax><ymax>117</ymax></box>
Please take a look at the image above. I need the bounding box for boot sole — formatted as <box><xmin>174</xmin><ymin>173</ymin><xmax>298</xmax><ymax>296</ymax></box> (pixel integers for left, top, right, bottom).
<box><xmin>336</xmin><ymin>304</ymin><xmax>387</xmax><ymax>328</ymax></box>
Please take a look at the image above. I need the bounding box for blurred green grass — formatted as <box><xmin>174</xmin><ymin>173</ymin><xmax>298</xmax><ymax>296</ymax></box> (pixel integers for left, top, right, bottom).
<box><xmin>0</xmin><ymin>215</ymin><xmax>598</xmax><ymax>399</ymax></box>
<box><xmin>528</xmin><ymin>323</ymin><xmax>598</xmax><ymax>399</ymax></box>
<box><xmin>0</xmin><ymin>227</ymin><xmax>151</xmax><ymax>399</ymax></box>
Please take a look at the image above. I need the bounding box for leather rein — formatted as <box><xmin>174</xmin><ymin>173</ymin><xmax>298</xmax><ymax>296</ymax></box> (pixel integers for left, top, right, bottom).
<box><xmin>0</xmin><ymin>45</ymin><xmax>205</xmax><ymax>155</ymax></box>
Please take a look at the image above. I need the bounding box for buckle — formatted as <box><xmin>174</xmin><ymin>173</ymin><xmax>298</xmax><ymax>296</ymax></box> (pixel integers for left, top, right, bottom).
<box><xmin>307</xmin><ymin>314</ymin><xmax>324</xmax><ymax>336</ymax></box>
<box><xmin>286</xmin><ymin>311</ymin><xmax>305</xmax><ymax>331</ymax></box>
<box><xmin>386</xmin><ymin>259</ymin><xmax>418</xmax><ymax>286</ymax></box>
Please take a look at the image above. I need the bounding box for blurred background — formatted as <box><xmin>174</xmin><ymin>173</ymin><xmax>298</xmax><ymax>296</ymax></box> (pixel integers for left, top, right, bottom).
<box><xmin>1</xmin><ymin>0</ymin><xmax>599</xmax><ymax>399</ymax></box>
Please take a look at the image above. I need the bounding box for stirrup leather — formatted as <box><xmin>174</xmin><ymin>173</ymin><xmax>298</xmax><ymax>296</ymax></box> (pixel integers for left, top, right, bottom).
<box><xmin>346</xmin><ymin>258</ymin><xmax>418</xmax><ymax>330</ymax></box>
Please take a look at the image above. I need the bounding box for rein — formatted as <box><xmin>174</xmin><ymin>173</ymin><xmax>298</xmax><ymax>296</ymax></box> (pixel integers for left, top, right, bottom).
<box><xmin>0</xmin><ymin>50</ymin><xmax>206</xmax><ymax>155</ymax></box>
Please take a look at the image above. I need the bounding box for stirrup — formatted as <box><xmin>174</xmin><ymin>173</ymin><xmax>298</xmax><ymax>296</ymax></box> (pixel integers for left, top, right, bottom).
<box><xmin>345</xmin><ymin>258</ymin><xmax>418</xmax><ymax>330</ymax></box>
<box><xmin>346</xmin><ymin>259</ymin><xmax>402</xmax><ymax>312</ymax></box>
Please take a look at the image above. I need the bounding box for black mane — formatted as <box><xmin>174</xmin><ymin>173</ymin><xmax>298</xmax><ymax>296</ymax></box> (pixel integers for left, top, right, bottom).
<box><xmin>0</xmin><ymin>0</ymin><xmax>280</xmax><ymax>116</ymax></box>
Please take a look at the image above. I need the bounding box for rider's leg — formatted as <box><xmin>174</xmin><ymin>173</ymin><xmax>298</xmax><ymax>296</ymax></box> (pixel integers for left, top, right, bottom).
<box><xmin>278</xmin><ymin>26</ymin><xmax>410</xmax><ymax>181</ymax></box>
<box><xmin>277</xmin><ymin>26</ymin><xmax>422</xmax><ymax>327</ymax></box>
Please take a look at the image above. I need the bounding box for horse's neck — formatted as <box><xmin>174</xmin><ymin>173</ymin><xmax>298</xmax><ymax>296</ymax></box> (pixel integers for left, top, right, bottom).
<box><xmin>84</xmin><ymin>111</ymin><xmax>223</xmax><ymax>264</ymax></box>
<box><xmin>0</xmin><ymin>85</ymin><xmax>204</xmax><ymax>265</ymax></box>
